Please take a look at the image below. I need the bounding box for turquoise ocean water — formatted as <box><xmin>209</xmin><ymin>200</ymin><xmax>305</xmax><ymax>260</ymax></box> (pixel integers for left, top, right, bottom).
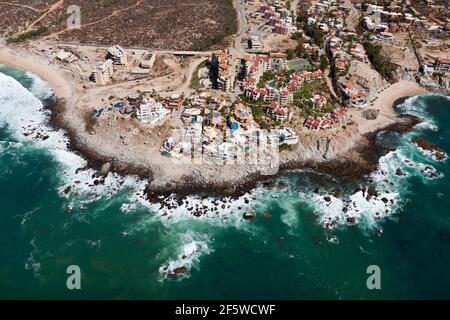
<box><xmin>1</xmin><ymin>67</ymin><xmax>450</xmax><ymax>299</ymax></box>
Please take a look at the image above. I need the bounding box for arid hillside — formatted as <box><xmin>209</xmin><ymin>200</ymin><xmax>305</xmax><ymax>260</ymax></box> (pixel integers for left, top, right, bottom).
<box><xmin>0</xmin><ymin>0</ymin><xmax>238</xmax><ymax>50</ymax></box>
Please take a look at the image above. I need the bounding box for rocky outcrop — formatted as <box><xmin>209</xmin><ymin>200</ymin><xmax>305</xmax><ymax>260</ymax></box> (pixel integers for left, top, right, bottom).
<box><xmin>412</xmin><ymin>137</ymin><xmax>447</xmax><ymax>161</ymax></box>
<box><xmin>362</xmin><ymin>109</ymin><xmax>379</xmax><ymax>120</ymax></box>
<box><xmin>99</xmin><ymin>162</ymin><xmax>111</xmax><ymax>177</ymax></box>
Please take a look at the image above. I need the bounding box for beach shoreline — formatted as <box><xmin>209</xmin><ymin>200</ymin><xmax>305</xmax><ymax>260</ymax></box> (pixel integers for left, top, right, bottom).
<box><xmin>0</xmin><ymin>47</ymin><xmax>73</xmax><ymax>101</ymax></box>
<box><xmin>0</xmin><ymin>46</ymin><xmax>429</xmax><ymax>200</ymax></box>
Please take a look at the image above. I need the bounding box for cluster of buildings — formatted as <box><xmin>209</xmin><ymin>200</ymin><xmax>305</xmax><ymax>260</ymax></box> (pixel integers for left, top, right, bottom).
<box><xmin>266</xmin><ymin>102</ymin><xmax>293</xmax><ymax>122</ymax></box>
<box><xmin>258</xmin><ymin>0</ymin><xmax>297</xmax><ymax>35</ymax></box>
<box><xmin>90</xmin><ymin>45</ymin><xmax>129</xmax><ymax>85</ymax></box>
<box><xmin>350</xmin><ymin>45</ymin><xmax>369</xmax><ymax>63</ymax></box>
<box><xmin>328</xmin><ymin>35</ymin><xmax>371</xmax><ymax>108</ymax></box>
<box><xmin>362</xmin><ymin>3</ymin><xmax>447</xmax><ymax>38</ymax></box>
<box><xmin>245</xmin><ymin>68</ymin><xmax>323</xmax><ymax>99</ymax></box>
<box><xmin>212</xmin><ymin>50</ymin><xmax>236</xmax><ymax>92</ymax></box>
<box><xmin>423</xmin><ymin>57</ymin><xmax>450</xmax><ymax>74</ymax></box>
<box><xmin>328</xmin><ymin>36</ymin><xmax>347</xmax><ymax>74</ymax></box>
<box><xmin>159</xmin><ymin>66</ymin><xmax>302</xmax><ymax>163</ymax></box>
<box><xmin>339</xmin><ymin>80</ymin><xmax>367</xmax><ymax>107</ymax></box>
<box><xmin>242</xmin><ymin>52</ymin><xmax>321</xmax><ymax>98</ymax></box>
<box><xmin>97</xmin><ymin>92</ymin><xmax>173</xmax><ymax>125</ymax></box>
<box><xmin>239</xmin><ymin>50</ymin><xmax>325</xmax><ymax>122</ymax></box>
<box><xmin>244</xmin><ymin>68</ymin><xmax>323</xmax><ymax>120</ymax></box>
<box><xmin>307</xmin><ymin>0</ymin><xmax>343</xmax><ymax>32</ymax></box>
<box><xmin>304</xmin><ymin>107</ymin><xmax>349</xmax><ymax>130</ymax></box>
<box><xmin>162</xmin><ymin>116</ymin><xmax>298</xmax><ymax>164</ymax></box>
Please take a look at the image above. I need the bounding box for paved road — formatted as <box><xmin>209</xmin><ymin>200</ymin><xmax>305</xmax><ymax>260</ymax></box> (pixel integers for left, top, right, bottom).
<box><xmin>232</xmin><ymin>0</ymin><xmax>248</xmax><ymax>58</ymax></box>
<box><xmin>344</xmin><ymin>0</ymin><xmax>359</xmax><ymax>32</ymax></box>
<box><xmin>50</xmin><ymin>42</ymin><xmax>213</xmax><ymax>57</ymax></box>
<box><xmin>291</xmin><ymin>0</ymin><xmax>299</xmax><ymax>21</ymax></box>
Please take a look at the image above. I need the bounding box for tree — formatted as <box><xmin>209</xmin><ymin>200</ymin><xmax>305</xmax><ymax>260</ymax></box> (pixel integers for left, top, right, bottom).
<box><xmin>363</xmin><ymin>41</ymin><xmax>394</xmax><ymax>80</ymax></box>
<box><xmin>285</xmin><ymin>49</ymin><xmax>294</xmax><ymax>60</ymax></box>
<box><xmin>237</xmin><ymin>60</ymin><xmax>247</xmax><ymax>82</ymax></box>
<box><xmin>304</xmin><ymin>24</ymin><xmax>325</xmax><ymax>47</ymax></box>
<box><xmin>295</xmin><ymin>43</ymin><xmax>305</xmax><ymax>58</ymax></box>
<box><xmin>209</xmin><ymin>53</ymin><xmax>220</xmax><ymax>90</ymax></box>
<box><xmin>310</xmin><ymin>50</ymin><xmax>319</xmax><ymax>62</ymax></box>
<box><xmin>319</xmin><ymin>55</ymin><xmax>329</xmax><ymax>71</ymax></box>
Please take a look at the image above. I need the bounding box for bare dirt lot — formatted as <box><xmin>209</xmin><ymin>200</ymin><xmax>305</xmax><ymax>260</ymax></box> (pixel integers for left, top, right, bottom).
<box><xmin>0</xmin><ymin>0</ymin><xmax>238</xmax><ymax>50</ymax></box>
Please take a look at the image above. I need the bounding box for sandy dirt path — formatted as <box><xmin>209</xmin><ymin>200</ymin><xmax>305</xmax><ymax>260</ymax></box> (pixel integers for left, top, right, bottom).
<box><xmin>25</xmin><ymin>0</ymin><xmax>64</xmax><ymax>33</ymax></box>
<box><xmin>0</xmin><ymin>1</ymin><xmax>44</xmax><ymax>12</ymax></box>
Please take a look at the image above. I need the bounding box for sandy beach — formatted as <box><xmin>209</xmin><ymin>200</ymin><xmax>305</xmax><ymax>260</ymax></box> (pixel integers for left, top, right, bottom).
<box><xmin>352</xmin><ymin>80</ymin><xmax>428</xmax><ymax>134</ymax></box>
<box><xmin>0</xmin><ymin>47</ymin><xmax>74</xmax><ymax>101</ymax></box>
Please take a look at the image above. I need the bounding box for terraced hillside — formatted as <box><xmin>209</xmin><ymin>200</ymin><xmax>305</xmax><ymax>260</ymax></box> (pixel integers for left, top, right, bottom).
<box><xmin>0</xmin><ymin>0</ymin><xmax>238</xmax><ymax>50</ymax></box>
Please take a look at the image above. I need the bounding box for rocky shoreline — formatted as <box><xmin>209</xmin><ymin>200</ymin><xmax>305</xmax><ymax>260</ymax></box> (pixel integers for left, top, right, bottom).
<box><xmin>48</xmin><ymin>94</ymin><xmax>422</xmax><ymax>204</ymax></box>
<box><xmin>412</xmin><ymin>137</ymin><xmax>447</xmax><ymax>162</ymax></box>
<box><xmin>145</xmin><ymin>113</ymin><xmax>421</xmax><ymax>203</ymax></box>
<box><xmin>49</xmin><ymin>98</ymin><xmax>155</xmax><ymax>179</ymax></box>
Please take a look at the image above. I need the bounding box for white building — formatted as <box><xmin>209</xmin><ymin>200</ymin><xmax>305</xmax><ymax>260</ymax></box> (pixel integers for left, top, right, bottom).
<box><xmin>107</xmin><ymin>45</ymin><xmax>128</xmax><ymax>65</ymax></box>
<box><xmin>278</xmin><ymin>128</ymin><xmax>298</xmax><ymax>145</ymax></box>
<box><xmin>249</xmin><ymin>35</ymin><xmax>263</xmax><ymax>49</ymax></box>
<box><xmin>91</xmin><ymin>59</ymin><xmax>114</xmax><ymax>85</ymax></box>
<box><xmin>435</xmin><ymin>57</ymin><xmax>450</xmax><ymax>72</ymax></box>
<box><xmin>140</xmin><ymin>52</ymin><xmax>156</xmax><ymax>69</ymax></box>
<box><xmin>136</xmin><ymin>98</ymin><xmax>170</xmax><ymax>124</ymax></box>
<box><xmin>56</xmin><ymin>50</ymin><xmax>78</xmax><ymax>63</ymax></box>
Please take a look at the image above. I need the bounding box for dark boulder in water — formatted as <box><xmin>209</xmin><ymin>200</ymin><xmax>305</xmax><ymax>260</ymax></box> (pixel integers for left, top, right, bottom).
<box><xmin>367</xmin><ymin>185</ymin><xmax>378</xmax><ymax>198</ymax></box>
<box><xmin>262</xmin><ymin>181</ymin><xmax>275</xmax><ymax>189</ymax></box>
<box><xmin>243</xmin><ymin>212</ymin><xmax>255</xmax><ymax>220</ymax></box>
<box><xmin>263</xmin><ymin>211</ymin><xmax>272</xmax><ymax>218</ymax></box>
<box><xmin>64</xmin><ymin>186</ymin><xmax>71</xmax><ymax>195</ymax></box>
<box><xmin>331</xmin><ymin>189</ymin><xmax>342</xmax><ymax>197</ymax></box>
<box><xmin>277</xmin><ymin>181</ymin><xmax>288</xmax><ymax>189</ymax></box>
<box><xmin>169</xmin><ymin>267</ymin><xmax>188</xmax><ymax>277</ymax></box>
<box><xmin>346</xmin><ymin>216</ymin><xmax>357</xmax><ymax>225</ymax></box>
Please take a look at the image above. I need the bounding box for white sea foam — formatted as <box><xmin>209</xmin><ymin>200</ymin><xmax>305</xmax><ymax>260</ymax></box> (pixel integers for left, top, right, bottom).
<box><xmin>25</xmin><ymin>71</ymin><xmax>55</xmax><ymax>102</ymax></box>
<box><xmin>414</xmin><ymin>121</ymin><xmax>439</xmax><ymax>132</ymax></box>
<box><xmin>302</xmin><ymin>131</ymin><xmax>447</xmax><ymax>231</ymax></box>
<box><xmin>0</xmin><ymin>72</ymin><xmax>148</xmax><ymax>210</ymax></box>
<box><xmin>24</xmin><ymin>238</ymin><xmax>42</xmax><ymax>280</ymax></box>
<box><xmin>417</xmin><ymin>163</ymin><xmax>444</xmax><ymax>180</ymax></box>
<box><xmin>412</xmin><ymin>144</ymin><xmax>448</xmax><ymax>163</ymax></box>
<box><xmin>123</xmin><ymin>188</ymin><xmax>260</xmax><ymax>232</ymax></box>
<box><xmin>300</xmin><ymin>150</ymin><xmax>409</xmax><ymax>230</ymax></box>
<box><xmin>397</xmin><ymin>95</ymin><xmax>438</xmax><ymax>132</ymax></box>
<box><xmin>158</xmin><ymin>231</ymin><xmax>213</xmax><ymax>280</ymax></box>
